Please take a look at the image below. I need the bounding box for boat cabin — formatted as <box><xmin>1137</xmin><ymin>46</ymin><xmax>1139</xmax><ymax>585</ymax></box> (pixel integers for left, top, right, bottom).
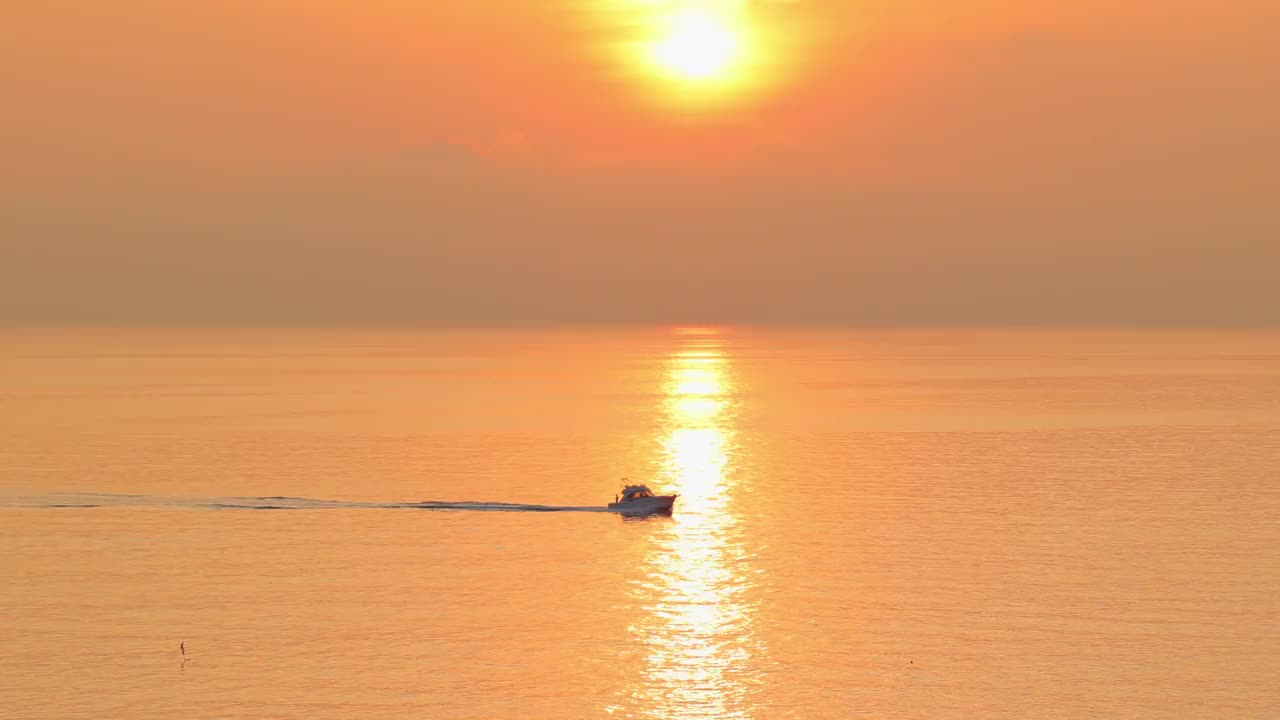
<box><xmin>617</xmin><ymin>484</ymin><xmax>654</xmax><ymax>502</ymax></box>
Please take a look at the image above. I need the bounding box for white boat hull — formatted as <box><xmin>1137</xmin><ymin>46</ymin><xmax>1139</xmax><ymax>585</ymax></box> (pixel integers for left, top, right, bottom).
<box><xmin>607</xmin><ymin>495</ymin><xmax>677</xmax><ymax>515</ymax></box>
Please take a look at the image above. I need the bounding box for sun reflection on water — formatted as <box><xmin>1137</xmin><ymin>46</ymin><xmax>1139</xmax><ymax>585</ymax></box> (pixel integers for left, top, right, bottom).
<box><xmin>620</xmin><ymin>327</ymin><xmax>764</xmax><ymax>719</ymax></box>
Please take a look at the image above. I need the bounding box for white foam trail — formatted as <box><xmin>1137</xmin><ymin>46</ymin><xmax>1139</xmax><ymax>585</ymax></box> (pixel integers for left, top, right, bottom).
<box><xmin>9</xmin><ymin>492</ymin><xmax>612</xmax><ymax>513</ymax></box>
<box><xmin>391</xmin><ymin>501</ymin><xmax>610</xmax><ymax>512</ymax></box>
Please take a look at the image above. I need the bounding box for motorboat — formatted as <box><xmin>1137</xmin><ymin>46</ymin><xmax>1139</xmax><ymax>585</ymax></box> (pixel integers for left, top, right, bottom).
<box><xmin>608</xmin><ymin>482</ymin><xmax>677</xmax><ymax>515</ymax></box>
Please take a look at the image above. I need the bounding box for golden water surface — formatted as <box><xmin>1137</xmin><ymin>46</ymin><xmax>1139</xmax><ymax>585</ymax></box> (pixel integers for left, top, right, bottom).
<box><xmin>3</xmin><ymin>326</ymin><xmax>1278</xmax><ymax>719</ymax></box>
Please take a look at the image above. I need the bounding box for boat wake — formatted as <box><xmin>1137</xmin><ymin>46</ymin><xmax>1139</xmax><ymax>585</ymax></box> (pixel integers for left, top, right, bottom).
<box><xmin>5</xmin><ymin>492</ymin><xmax>613</xmax><ymax>513</ymax></box>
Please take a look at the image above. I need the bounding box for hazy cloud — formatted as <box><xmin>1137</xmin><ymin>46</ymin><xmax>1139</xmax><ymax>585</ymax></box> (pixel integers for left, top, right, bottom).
<box><xmin>2</xmin><ymin>1</ymin><xmax>1277</xmax><ymax>324</ymax></box>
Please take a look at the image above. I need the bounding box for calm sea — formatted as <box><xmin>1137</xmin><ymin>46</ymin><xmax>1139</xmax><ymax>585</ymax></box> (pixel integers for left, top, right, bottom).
<box><xmin>3</xmin><ymin>326</ymin><xmax>1278</xmax><ymax>719</ymax></box>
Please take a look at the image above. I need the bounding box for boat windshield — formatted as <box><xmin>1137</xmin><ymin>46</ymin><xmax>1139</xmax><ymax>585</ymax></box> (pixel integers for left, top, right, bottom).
<box><xmin>620</xmin><ymin>485</ymin><xmax>654</xmax><ymax>500</ymax></box>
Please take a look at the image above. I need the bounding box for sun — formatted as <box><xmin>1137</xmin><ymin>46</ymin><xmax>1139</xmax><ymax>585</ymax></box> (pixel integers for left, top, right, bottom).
<box><xmin>609</xmin><ymin>0</ymin><xmax>796</xmax><ymax>108</ymax></box>
<box><xmin>650</xmin><ymin>8</ymin><xmax>742</xmax><ymax>81</ymax></box>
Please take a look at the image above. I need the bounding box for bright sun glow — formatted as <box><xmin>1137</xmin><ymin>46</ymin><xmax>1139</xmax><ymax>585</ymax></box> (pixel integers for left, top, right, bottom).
<box><xmin>651</xmin><ymin>8</ymin><xmax>742</xmax><ymax>81</ymax></box>
<box><xmin>604</xmin><ymin>0</ymin><xmax>805</xmax><ymax>109</ymax></box>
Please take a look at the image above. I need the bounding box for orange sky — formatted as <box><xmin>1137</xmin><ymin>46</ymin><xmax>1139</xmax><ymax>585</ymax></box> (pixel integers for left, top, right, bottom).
<box><xmin>3</xmin><ymin>1</ymin><xmax>1278</xmax><ymax>323</ymax></box>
